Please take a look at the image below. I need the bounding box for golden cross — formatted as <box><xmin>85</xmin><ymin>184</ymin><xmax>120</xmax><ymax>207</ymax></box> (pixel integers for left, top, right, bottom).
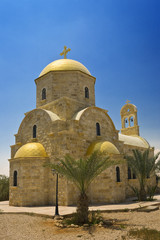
<box><xmin>60</xmin><ymin>46</ymin><xmax>71</xmax><ymax>59</ymax></box>
<box><xmin>126</xmin><ymin>100</ymin><xmax>131</xmax><ymax>104</ymax></box>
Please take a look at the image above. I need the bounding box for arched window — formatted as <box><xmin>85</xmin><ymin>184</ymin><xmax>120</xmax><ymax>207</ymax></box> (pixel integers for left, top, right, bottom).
<box><xmin>124</xmin><ymin>118</ymin><xmax>129</xmax><ymax>128</ymax></box>
<box><xmin>128</xmin><ymin>167</ymin><xmax>131</xmax><ymax>179</ymax></box>
<box><xmin>13</xmin><ymin>171</ymin><xmax>17</xmax><ymax>186</ymax></box>
<box><xmin>116</xmin><ymin>166</ymin><xmax>120</xmax><ymax>182</ymax></box>
<box><xmin>33</xmin><ymin>125</ymin><xmax>37</xmax><ymax>138</ymax></box>
<box><xmin>85</xmin><ymin>87</ymin><xmax>89</xmax><ymax>98</ymax></box>
<box><xmin>96</xmin><ymin>122</ymin><xmax>101</xmax><ymax>136</ymax></box>
<box><xmin>133</xmin><ymin>172</ymin><xmax>136</xmax><ymax>179</ymax></box>
<box><xmin>130</xmin><ymin>116</ymin><xmax>134</xmax><ymax>127</ymax></box>
<box><xmin>42</xmin><ymin>88</ymin><xmax>46</xmax><ymax>100</ymax></box>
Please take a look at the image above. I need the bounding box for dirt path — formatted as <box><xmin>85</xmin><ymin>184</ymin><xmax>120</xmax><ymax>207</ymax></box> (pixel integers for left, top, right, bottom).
<box><xmin>0</xmin><ymin>210</ymin><xmax>160</xmax><ymax>240</ymax></box>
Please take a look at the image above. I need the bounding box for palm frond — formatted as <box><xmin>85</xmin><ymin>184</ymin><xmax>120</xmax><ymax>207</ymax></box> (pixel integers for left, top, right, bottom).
<box><xmin>44</xmin><ymin>151</ymin><xmax>114</xmax><ymax>194</ymax></box>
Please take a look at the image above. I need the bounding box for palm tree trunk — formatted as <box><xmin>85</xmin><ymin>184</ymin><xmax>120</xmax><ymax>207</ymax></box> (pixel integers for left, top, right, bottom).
<box><xmin>76</xmin><ymin>193</ymin><xmax>89</xmax><ymax>224</ymax></box>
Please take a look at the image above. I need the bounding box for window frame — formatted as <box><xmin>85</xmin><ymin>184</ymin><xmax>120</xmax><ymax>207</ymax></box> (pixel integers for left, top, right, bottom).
<box><xmin>33</xmin><ymin>125</ymin><xmax>37</xmax><ymax>138</ymax></box>
<box><xmin>85</xmin><ymin>87</ymin><xmax>89</xmax><ymax>99</ymax></box>
<box><xmin>96</xmin><ymin>122</ymin><xmax>101</xmax><ymax>136</ymax></box>
<box><xmin>116</xmin><ymin>166</ymin><xmax>120</xmax><ymax>182</ymax></box>
<box><xmin>42</xmin><ymin>88</ymin><xmax>46</xmax><ymax>100</ymax></box>
<box><xmin>13</xmin><ymin>170</ymin><xmax>17</xmax><ymax>186</ymax></box>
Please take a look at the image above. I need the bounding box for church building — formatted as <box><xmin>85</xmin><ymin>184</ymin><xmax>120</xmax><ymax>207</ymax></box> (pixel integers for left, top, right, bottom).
<box><xmin>9</xmin><ymin>47</ymin><xmax>155</xmax><ymax>206</ymax></box>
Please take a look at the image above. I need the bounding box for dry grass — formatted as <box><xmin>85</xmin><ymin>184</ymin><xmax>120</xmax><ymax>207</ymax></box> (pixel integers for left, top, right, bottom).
<box><xmin>128</xmin><ymin>228</ymin><xmax>160</xmax><ymax>240</ymax></box>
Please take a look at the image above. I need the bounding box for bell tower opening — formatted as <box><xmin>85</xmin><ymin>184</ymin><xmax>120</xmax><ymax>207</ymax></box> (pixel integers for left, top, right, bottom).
<box><xmin>120</xmin><ymin>100</ymin><xmax>139</xmax><ymax>136</ymax></box>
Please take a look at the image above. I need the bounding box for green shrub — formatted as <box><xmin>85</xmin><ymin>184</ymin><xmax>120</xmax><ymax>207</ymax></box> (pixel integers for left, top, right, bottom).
<box><xmin>0</xmin><ymin>175</ymin><xmax>9</xmax><ymax>201</ymax></box>
<box><xmin>88</xmin><ymin>210</ymin><xmax>103</xmax><ymax>225</ymax></box>
<box><xmin>63</xmin><ymin>213</ymin><xmax>80</xmax><ymax>225</ymax></box>
<box><xmin>147</xmin><ymin>185</ymin><xmax>157</xmax><ymax>201</ymax></box>
<box><xmin>63</xmin><ymin>211</ymin><xmax>103</xmax><ymax>226</ymax></box>
<box><xmin>129</xmin><ymin>228</ymin><xmax>160</xmax><ymax>240</ymax></box>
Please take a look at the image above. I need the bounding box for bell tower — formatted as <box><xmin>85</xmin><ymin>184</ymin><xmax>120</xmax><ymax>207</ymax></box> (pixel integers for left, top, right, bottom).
<box><xmin>120</xmin><ymin>100</ymin><xmax>139</xmax><ymax>136</ymax></box>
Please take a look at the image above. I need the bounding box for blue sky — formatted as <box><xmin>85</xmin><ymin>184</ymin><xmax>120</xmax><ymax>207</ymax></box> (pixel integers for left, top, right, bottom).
<box><xmin>0</xmin><ymin>0</ymin><xmax>160</xmax><ymax>175</ymax></box>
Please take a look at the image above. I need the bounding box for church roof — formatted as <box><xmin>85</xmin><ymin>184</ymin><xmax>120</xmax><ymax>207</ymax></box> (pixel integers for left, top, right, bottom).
<box><xmin>119</xmin><ymin>134</ymin><xmax>150</xmax><ymax>148</ymax></box>
<box><xmin>39</xmin><ymin>59</ymin><xmax>91</xmax><ymax>77</ymax></box>
<box><xmin>14</xmin><ymin>142</ymin><xmax>48</xmax><ymax>158</ymax></box>
<box><xmin>86</xmin><ymin>141</ymin><xmax>120</xmax><ymax>156</ymax></box>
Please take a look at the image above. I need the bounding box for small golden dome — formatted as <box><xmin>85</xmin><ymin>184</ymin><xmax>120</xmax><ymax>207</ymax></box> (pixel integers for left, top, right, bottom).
<box><xmin>39</xmin><ymin>59</ymin><xmax>91</xmax><ymax>77</ymax></box>
<box><xmin>14</xmin><ymin>142</ymin><xmax>48</xmax><ymax>158</ymax></box>
<box><xmin>86</xmin><ymin>141</ymin><xmax>120</xmax><ymax>156</ymax></box>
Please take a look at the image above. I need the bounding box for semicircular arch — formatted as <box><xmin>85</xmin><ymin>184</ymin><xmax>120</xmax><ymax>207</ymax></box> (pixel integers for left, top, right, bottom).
<box><xmin>73</xmin><ymin>106</ymin><xmax>116</xmax><ymax>131</ymax></box>
<box><xmin>18</xmin><ymin>109</ymin><xmax>60</xmax><ymax>135</ymax></box>
<box><xmin>120</xmin><ymin>103</ymin><xmax>137</xmax><ymax>115</ymax></box>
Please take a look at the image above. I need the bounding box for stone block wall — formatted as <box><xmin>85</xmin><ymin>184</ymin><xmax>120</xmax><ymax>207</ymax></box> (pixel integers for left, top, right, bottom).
<box><xmin>39</xmin><ymin>97</ymin><xmax>87</xmax><ymax>120</ymax></box>
<box><xmin>76</xmin><ymin>107</ymin><xmax>119</xmax><ymax>144</ymax></box>
<box><xmin>9</xmin><ymin>158</ymin><xmax>49</xmax><ymax>206</ymax></box>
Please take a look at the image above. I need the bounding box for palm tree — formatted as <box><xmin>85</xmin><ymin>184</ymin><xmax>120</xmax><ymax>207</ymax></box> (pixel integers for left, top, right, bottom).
<box><xmin>47</xmin><ymin>152</ymin><xmax>113</xmax><ymax>224</ymax></box>
<box><xmin>125</xmin><ymin>149</ymin><xmax>160</xmax><ymax>201</ymax></box>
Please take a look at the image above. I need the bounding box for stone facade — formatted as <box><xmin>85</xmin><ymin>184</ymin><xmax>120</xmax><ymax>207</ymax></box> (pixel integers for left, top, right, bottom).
<box><xmin>9</xmin><ymin>58</ymin><xmax>155</xmax><ymax>207</ymax></box>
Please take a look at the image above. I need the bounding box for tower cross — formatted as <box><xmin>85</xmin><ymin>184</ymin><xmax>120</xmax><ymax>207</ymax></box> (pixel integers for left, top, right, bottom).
<box><xmin>126</xmin><ymin>100</ymin><xmax>130</xmax><ymax>104</ymax></box>
<box><xmin>60</xmin><ymin>46</ymin><xmax>71</xmax><ymax>59</ymax></box>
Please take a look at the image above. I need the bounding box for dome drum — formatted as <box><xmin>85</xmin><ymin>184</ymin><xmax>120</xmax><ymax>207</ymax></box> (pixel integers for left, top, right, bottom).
<box><xmin>35</xmin><ymin>70</ymin><xmax>96</xmax><ymax>109</ymax></box>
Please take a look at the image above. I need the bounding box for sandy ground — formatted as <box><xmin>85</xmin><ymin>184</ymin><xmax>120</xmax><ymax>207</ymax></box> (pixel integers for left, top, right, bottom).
<box><xmin>0</xmin><ymin>210</ymin><xmax>160</xmax><ymax>240</ymax></box>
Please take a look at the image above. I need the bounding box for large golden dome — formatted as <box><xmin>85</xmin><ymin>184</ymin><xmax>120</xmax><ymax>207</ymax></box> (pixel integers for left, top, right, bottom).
<box><xmin>14</xmin><ymin>142</ymin><xmax>48</xmax><ymax>158</ymax></box>
<box><xmin>39</xmin><ymin>59</ymin><xmax>91</xmax><ymax>77</ymax></box>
